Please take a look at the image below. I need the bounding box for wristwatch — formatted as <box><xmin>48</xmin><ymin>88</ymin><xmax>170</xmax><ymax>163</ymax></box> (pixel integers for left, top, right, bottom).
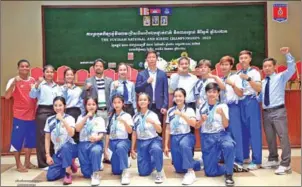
<box><xmin>247</xmin><ymin>77</ymin><xmax>252</xmax><ymax>82</ymax></box>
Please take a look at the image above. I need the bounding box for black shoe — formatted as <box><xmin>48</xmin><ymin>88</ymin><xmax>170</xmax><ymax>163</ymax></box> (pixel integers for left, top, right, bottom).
<box><xmin>233</xmin><ymin>163</ymin><xmax>243</xmax><ymax>172</ymax></box>
<box><xmin>103</xmin><ymin>159</ymin><xmax>111</xmax><ymax>164</ymax></box>
<box><xmin>225</xmin><ymin>174</ymin><xmax>234</xmax><ymax>187</ymax></box>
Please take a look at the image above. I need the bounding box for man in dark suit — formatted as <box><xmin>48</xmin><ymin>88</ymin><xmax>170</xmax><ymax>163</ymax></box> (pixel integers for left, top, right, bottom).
<box><xmin>135</xmin><ymin>49</ymin><xmax>169</xmax><ymax>133</ymax></box>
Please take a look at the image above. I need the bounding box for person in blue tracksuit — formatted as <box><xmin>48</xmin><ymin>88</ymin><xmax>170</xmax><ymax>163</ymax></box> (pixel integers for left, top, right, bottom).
<box><xmin>104</xmin><ymin>95</ymin><xmax>134</xmax><ymax>185</ymax></box>
<box><xmin>196</xmin><ymin>83</ymin><xmax>235</xmax><ymax>187</ymax></box>
<box><xmin>237</xmin><ymin>50</ymin><xmax>262</xmax><ymax>170</ymax></box>
<box><xmin>44</xmin><ymin>96</ymin><xmax>78</xmax><ymax>185</ymax></box>
<box><xmin>131</xmin><ymin>92</ymin><xmax>164</xmax><ymax>184</ymax></box>
<box><xmin>165</xmin><ymin>88</ymin><xmax>202</xmax><ymax>185</ymax></box>
<box><xmin>219</xmin><ymin>56</ymin><xmax>245</xmax><ymax>171</ymax></box>
<box><xmin>75</xmin><ymin>97</ymin><xmax>106</xmax><ymax>186</ymax></box>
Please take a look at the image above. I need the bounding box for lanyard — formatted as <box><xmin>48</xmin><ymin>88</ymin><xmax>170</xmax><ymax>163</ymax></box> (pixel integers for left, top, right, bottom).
<box><xmin>139</xmin><ymin>110</ymin><xmax>150</xmax><ymax>132</ymax></box>
<box><xmin>111</xmin><ymin>112</ymin><xmax>125</xmax><ymax>133</ymax></box>
<box><xmin>55</xmin><ymin>114</ymin><xmax>65</xmax><ymax>137</ymax></box>
<box><xmin>241</xmin><ymin>67</ymin><xmax>252</xmax><ymax>88</ymax></box>
<box><xmin>86</xmin><ymin>114</ymin><xmax>97</xmax><ymax>134</ymax></box>
<box><xmin>205</xmin><ymin>102</ymin><xmax>219</xmax><ymax>124</ymax></box>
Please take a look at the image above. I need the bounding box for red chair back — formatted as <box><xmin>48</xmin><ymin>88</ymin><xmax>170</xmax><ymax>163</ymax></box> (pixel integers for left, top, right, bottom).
<box><xmin>104</xmin><ymin>69</ymin><xmax>115</xmax><ymax>80</ymax></box>
<box><xmin>75</xmin><ymin>69</ymin><xmax>89</xmax><ymax>84</ymax></box>
<box><xmin>30</xmin><ymin>67</ymin><xmax>43</xmax><ymax>81</ymax></box>
<box><xmin>130</xmin><ymin>68</ymin><xmax>138</xmax><ymax>82</ymax></box>
<box><xmin>56</xmin><ymin>65</ymin><xmax>69</xmax><ymax>84</ymax></box>
<box><xmin>236</xmin><ymin>63</ymin><xmax>243</xmax><ymax>71</ymax></box>
<box><xmin>53</xmin><ymin>71</ymin><xmax>58</xmax><ymax>83</ymax></box>
<box><xmin>214</xmin><ymin>63</ymin><xmax>224</xmax><ymax>78</ymax></box>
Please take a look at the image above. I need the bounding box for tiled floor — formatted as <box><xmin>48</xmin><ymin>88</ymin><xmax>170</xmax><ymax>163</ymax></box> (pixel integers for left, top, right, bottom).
<box><xmin>1</xmin><ymin>149</ymin><xmax>301</xmax><ymax>186</ymax></box>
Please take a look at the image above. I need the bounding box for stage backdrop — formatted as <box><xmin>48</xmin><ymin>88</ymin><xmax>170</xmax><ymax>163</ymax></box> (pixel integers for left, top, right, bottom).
<box><xmin>42</xmin><ymin>2</ymin><xmax>267</xmax><ymax>70</ymax></box>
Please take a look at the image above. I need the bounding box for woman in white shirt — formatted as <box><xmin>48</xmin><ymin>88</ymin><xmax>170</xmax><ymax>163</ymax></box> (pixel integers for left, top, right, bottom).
<box><xmin>165</xmin><ymin>88</ymin><xmax>202</xmax><ymax>185</ymax></box>
<box><xmin>104</xmin><ymin>95</ymin><xmax>134</xmax><ymax>185</ymax></box>
<box><xmin>196</xmin><ymin>83</ymin><xmax>235</xmax><ymax>187</ymax></box>
<box><xmin>75</xmin><ymin>97</ymin><xmax>106</xmax><ymax>186</ymax></box>
<box><xmin>44</xmin><ymin>96</ymin><xmax>77</xmax><ymax>185</ymax></box>
<box><xmin>131</xmin><ymin>93</ymin><xmax>164</xmax><ymax>184</ymax></box>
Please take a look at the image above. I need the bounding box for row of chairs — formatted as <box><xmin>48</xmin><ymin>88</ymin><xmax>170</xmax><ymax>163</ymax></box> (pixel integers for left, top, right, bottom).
<box><xmin>212</xmin><ymin>61</ymin><xmax>301</xmax><ymax>89</ymax></box>
<box><xmin>30</xmin><ymin>65</ymin><xmax>139</xmax><ymax>85</ymax></box>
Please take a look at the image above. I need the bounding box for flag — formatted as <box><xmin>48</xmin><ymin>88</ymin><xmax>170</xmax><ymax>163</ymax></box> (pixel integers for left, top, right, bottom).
<box><xmin>139</xmin><ymin>8</ymin><xmax>149</xmax><ymax>16</ymax></box>
<box><xmin>161</xmin><ymin>7</ymin><xmax>172</xmax><ymax>15</ymax></box>
<box><xmin>273</xmin><ymin>3</ymin><xmax>288</xmax><ymax>23</ymax></box>
<box><xmin>149</xmin><ymin>8</ymin><xmax>161</xmax><ymax>15</ymax></box>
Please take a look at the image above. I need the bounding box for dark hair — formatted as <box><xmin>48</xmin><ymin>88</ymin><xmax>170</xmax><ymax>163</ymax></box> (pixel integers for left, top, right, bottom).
<box><xmin>219</xmin><ymin>56</ymin><xmax>235</xmax><ymax>66</ymax></box>
<box><xmin>174</xmin><ymin>88</ymin><xmax>187</xmax><ymax>98</ymax></box>
<box><xmin>64</xmin><ymin>68</ymin><xmax>75</xmax><ymax>78</ymax></box>
<box><xmin>108</xmin><ymin>94</ymin><xmax>126</xmax><ymax>126</ymax></box>
<box><xmin>263</xmin><ymin>57</ymin><xmax>277</xmax><ymax>66</ymax></box>
<box><xmin>117</xmin><ymin>63</ymin><xmax>128</xmax><ymax>72</ymax></box>
<box><xmin>43</xmin><ymin>65</ymin><xmax>55</xmax><ymax>73</ymax></box>
<box><xmin>17</xmin><ymin>59</ymin><xmax>30</xmax><ymax>67</ymax></box>
<box><xmin>197</xmin><ymin>59</ymin><xmax>212</xmax><ymax>68</ymax></box>
<box><xmin>53</xmin><ymin>96</ymin><xmax>66</xmax><ymax>106</ymax></box>
<box><xmin>173</xmin><ymin>88</ymin><xmax>188</xmax><ymax>110</ymax></box>
<box><xmin>205</xmin><ymin>82</ymin><xmax>221</xmax><ymax>93</ymax></box>
<box><xmin>93</xmin><ymin>58</ymin><xmax>106</xmax><ymax>67</ymax></box>
<box><xmin>178</xmin><ymin>56</ymin><xmax>190</xmax><ymax>65</ymax></box>
<box><xmin>84</xmin><ymin>97</ymin><xmax>98</xmax><ymax>115</ymax></box>
<box><xmin>145</xmin><ymin>48</ymin><xmax>158</xmax><ymax>59</ymax></box>
<box><xmin>239</xmin><ymin>50</ymin><xmax>252</xmax><ymax>57</ymax></box>
<box><xmin>137</xmin><ymin>92</ymin><xmax>151</xmax><ymax>112</ymax></box>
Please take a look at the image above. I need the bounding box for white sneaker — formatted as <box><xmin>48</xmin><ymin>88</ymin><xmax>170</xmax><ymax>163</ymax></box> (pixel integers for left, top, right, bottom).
<box><xmin>75</xmin><ymin>158</ymin><xmax>81</xmax><ymax>167</ymax></box>
<box><xmin>275</xmin><ymin>166</ymin><xmax>292</xmax><ymax>175</ymax></box>
<box><xmin>154</xmin><ymin>171</ymin><xmax>163</xmax><ymax>184</ymax></box>
<box><xmin>128</xmin><ymin>157</ymin><xmax>131</xmax><ymax>168</ymax></box>
<box><xmin>91</xmin><ymin>171</ymin><xmax>100</xmax><ymax>186</ymax></box>
<box><xmin>121</xmin><ymin>170</ymin><xmax>130</xmax><ymax>185</ymax></box>
<box><xmin>247</xmin><ymin>162</ymin><xmax>260</xmax><ymax>170</ymax></box>
<box><xmin>261</xmin><ymin>160</ymin><xmax>279</xmax><ymax>169</ymax></box>
<box><xmin>199</xmin><ymin>159</ymin><xmax>204</xmax><ymax>170</ymax></box>
<box><xmin>42</xmin><ymin>166</ymin><xmax>49</xmax><ymax>171</ymax></box>
<box><xmin>182</xmin><ymin>170</ymin><xmax>196</xmax><ymax>185</ymax></box>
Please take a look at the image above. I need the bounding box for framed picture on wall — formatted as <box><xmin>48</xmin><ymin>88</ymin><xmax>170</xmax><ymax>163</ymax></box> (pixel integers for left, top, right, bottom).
<box><xmin>152</xmin><ymin>16</ymin><xmax>159</xmax><ymax>26</ymax></box>
<box><xmin>160</xmin><ymin>16</ymin><xmax>168</xmax><ymax>26</ymax></box>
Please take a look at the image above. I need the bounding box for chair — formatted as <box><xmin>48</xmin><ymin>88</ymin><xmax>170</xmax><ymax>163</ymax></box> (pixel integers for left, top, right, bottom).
<box><xmin>251</xmin><ymin>65</ymin><xmax>260</xmax><ymax>72</ymax></box>
<box><xmin>236</xmin><ymin>63</ymin><xmax>243</xmax><ymax>71</ymax></box>
<box><xmin>53</xmin><ymin>71</ymin><xmax>58</xmax><ymax>83</ymax></box>
<box><xmin>56</xmin><ymin>65</ymin><xmax>69</xmax><ymax>84</ymax></box>
<box><xmin>30</xmin><ymin>67</ymin><xmax>43</xmax><ymax>81</ymax></box>
<box><xmin>260</xmin><ymin>70</ymin><xmax>267</xmax><ymax>80</ymax></box>
<box><xmin>211</xmin><ymin>69</ymin><xmax>217</xmax><ymax>76</ymax></box>
<box><xmin>114</xmin><ymin>72</ymin><xmax>119</xmax><ymax>81</ymax></box>
<box><xmin>130</xmin><ymin>68</ymin><xmax>139</xmax><ymax>82</ymax></box>
<box><xmin>89</xmin><ymin>66</ymin><xmax>95</xmax><ymax>77</ymax></box>
<box><xmin>126</xmin><ymin>65</ymin><xmax>132</xmax><ymax>80</ymax></box>
<box><xmin>276</xmin><ymin>65</ymin><xmax>287</xmax><ymax>73</ymax></box>
<box><xmin>103</xmin><ymin>69</ymin><xmax>115</xmax><ymax>80</ymax></box>
<box><xmin>214</xmin><ymin>63</ymin><xmax>224</xmax><ymax>78</ymax></box>
<box><xmin>75</xmin><ymin>69</ymin><xmax>89</xmax><ymax>85</ymax></box>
